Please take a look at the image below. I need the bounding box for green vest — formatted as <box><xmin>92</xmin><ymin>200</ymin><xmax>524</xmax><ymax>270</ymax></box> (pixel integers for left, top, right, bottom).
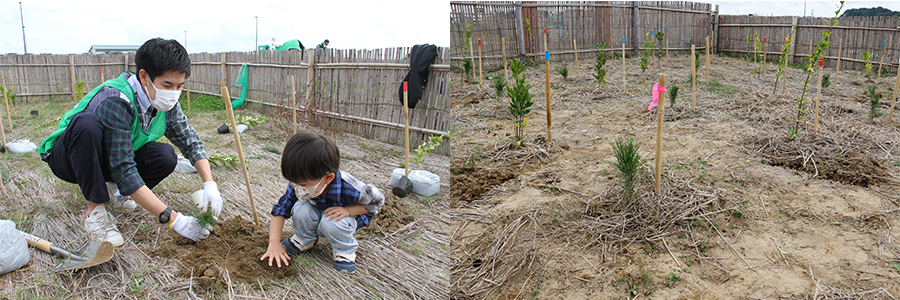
<box><xmin>38</xmin><ymin>72</ymin><xmax>167</xmax><ymax>154</ymax></box>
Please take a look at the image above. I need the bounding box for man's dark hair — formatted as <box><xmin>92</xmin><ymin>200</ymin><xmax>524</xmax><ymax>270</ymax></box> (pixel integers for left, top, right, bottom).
<box><xmin>135</xmin><ymin>38</ymin><xmax>191</xmax><ymax>81</ymax></box>
<box><xmin>281</xmin><ymin>131</ymin><xmax>340</xmax><ymax>183</ymax></box>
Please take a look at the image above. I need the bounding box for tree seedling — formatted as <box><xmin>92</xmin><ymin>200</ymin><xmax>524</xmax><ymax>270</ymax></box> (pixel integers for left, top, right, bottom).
<box><xmin>773</xmin><ymin>31</ymin><xmax>795</xmax><ymax>94</ymax></box>
<box><xmin>612</xmin><ymin>136</ymin><xmax>641</xmax><ymax>203</ymax></box>
<box><xmin>411</xmin><ymin>134</ymin><xmax>446</xmax><ymax>168</ymax></box>
<box><xmin>868</xmin><ymin>85</ymin><xmax>883</xmax><ymax>120</ymax></box>
<box><xmin>554</xmin><ymin>65</ymin><xmax>569</xmax><ymax>81</ymax></box>
<box><xmin>789</xmin><ymin>1</ymin><xmax>843</xmax><ymax>139</ymax></box>
<box><xmin>593</xmin><ymin>42</ymin><xmax>609</xmax><ymax>87</ymax></box>
<box><xmin>491</xmin><ymin>75</ymin><xmax>506</xmax><ymax>98</ymax></box>
<box><xmin>861</xmin><ymin>51</ymin><xmax>873</xmax><ymax>82</ymax></box>
<box><xmin>506</xmin><ymin>58</ymin><xmax>534</xmax><ymax>141</ymax></box>
<box><xmin>195</xmin><ymin>209</ymin><xmax>218</xmax><ymax>229</ymax></box>
<box><xmin>668</xmin><ymin>85</ymin><xmax>679</xmax><ymax>107</ymax></box>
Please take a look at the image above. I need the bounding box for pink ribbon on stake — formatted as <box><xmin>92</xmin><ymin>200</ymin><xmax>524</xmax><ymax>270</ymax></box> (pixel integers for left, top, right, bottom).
<box><xmin>648</xmin><ymin>82</ymin><xmax>666</xmax><ymax>111</ymax></box>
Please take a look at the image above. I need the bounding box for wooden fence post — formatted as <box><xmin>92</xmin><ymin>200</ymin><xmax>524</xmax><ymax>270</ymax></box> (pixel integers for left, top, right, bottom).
<box><xmin>632</xmin><ymin>3</ymin><xmax>641</xmax><ymax>57</ymax></box>
<box><xmin>713</xmin><ymin>5</ymin><xmax>719</xmax><ymax>53</ymax></box>
<box><xmin>305</xmin><ymin>49</ymin><xmax>316</xmax><ymax>120</ymax></box>
<box><xmin>291</xmin><ymin>75</ymin><xmax>297</xmax><ymax>134</ymax></box>
<box><xmin>515</xmin><ymin>3</ymin><xmax>527</xmax><ymax>61</ymax></box>
<box><xmin>69</xmin><ymin>55</ymin><xmax>76</xmax><ymax>101</ymax></box>
<box><xmin>655</xmin><ymin>73</ymin><xmax>666</xmax><ymax>193</ymax></box>
<box><xmin>186</xmin><ymin>79</ymin><xmax>191</xmax><ymax>115</ymax></box>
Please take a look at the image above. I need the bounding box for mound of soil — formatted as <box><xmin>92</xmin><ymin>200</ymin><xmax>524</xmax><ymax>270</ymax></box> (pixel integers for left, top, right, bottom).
<box><xmin>450</xmin><ymin>165</ymin><xmax>518</xmax><ymax>201</ymax></box>
<box><xmin>771</xmin><ymin>150</ymin><xmax>890</xmax><ymax>187</ymax></box>
<box><xmin>368</xmin><ymin>196</ymin><xmax>415</xmax><ymax>233</ymax></box>
<box><xmin>145</xmin><ymin>216</ymin><xmax>296</xmax><ymax>291</ymax></box>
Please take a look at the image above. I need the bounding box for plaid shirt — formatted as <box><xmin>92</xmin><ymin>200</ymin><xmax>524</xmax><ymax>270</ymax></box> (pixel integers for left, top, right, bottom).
<box><xmin>60</xmin><ymin>73</ymin><xmax>208</xmax><ymax>196</ymax></box>
<box><xmin>271</xmin><ymin>170</ymin><xmax>385</xmax><ymax>229</ymax></box>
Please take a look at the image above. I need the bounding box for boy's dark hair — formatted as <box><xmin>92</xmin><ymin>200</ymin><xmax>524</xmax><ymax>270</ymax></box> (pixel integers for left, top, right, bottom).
<box><xmin>135</xmin><ymin>38</ymin><xmax>191</xmax><ymax>81</ymax></box>
<box><xmin>282</xmin><ymin>131</ymin><xmax>340</xmax><ymax>183</ymax></box>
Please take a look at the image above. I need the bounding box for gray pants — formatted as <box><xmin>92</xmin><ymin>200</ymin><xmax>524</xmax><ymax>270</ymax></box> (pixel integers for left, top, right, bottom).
<box><xmin>291</xmin><ymin>200</ymin><xmax>358</xmax><ymax>260</ymax></box>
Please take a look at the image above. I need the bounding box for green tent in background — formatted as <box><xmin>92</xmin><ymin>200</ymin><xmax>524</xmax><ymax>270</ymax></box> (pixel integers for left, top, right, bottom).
<box><xmin>275</xmin><ymin>39</ymin><xmax>305</xmax><ymax>51</ymax></box>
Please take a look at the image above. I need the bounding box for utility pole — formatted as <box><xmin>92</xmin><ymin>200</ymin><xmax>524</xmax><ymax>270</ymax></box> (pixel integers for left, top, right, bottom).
<box><xmin>255</xmin><ymin>16</ymin><xmax>258</xmax><ymax>52</ymax></box>
<box><xmin>19</xmin><ymin>2</ymin><xmax>27</xmax><ymax>54</ymax></box>
<box><xmin>184</xmin><ymin>31</ymin><xmax>187</xmax><ymax>50</ymax></box>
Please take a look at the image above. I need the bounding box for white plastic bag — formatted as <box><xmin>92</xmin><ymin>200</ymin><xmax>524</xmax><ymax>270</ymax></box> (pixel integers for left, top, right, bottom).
<box><xmin>388</xmin><ymin>168</ymin><xmax>441</xmax><ymax>197</ymax></box>
<box><xmin>6</xmin><ymin>139</ymin><xmax>37</xmax><ymax>154</ymax></box>
<box><xmin>174</xmin><ymin>159</ymin><xmax>197</xmax><ymax>173</ymax></box>
<box><xmin>0</xmin><ymin>220</ymin><xmax>30</xmax><ymax>275</ymax></box>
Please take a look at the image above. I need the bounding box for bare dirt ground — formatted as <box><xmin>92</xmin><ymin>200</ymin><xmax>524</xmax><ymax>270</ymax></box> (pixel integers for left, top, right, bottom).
<box><xmin>449</xmin><ymin>52</ymin><xmax>900</xmax><ymax>299</ymax></box>
<box><xmin>0</xmin><ymin>96</ymin><xmax>450</xmax><ymax>299</ymax></box>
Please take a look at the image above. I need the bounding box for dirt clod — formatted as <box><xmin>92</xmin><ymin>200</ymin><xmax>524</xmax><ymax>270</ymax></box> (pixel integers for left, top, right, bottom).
<box><xmin>450</xmin><ymin>165</ymin><xmax>518</xmax><ymax>201</ymax></box>
<box><xmin>145</xmin><ymin>216</ymin><xmax>296</xmax><ymax>290</ymax></box>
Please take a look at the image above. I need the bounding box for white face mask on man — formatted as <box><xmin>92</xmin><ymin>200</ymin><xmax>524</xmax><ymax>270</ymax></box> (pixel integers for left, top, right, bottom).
<box><xmin>294</xmin><ymin>177</ymin><xmax>327</xmax><ymax>200</ymax></box>
<box><xmin>143</xmin><ymin>78</ymin><xmax>181</xmax><ymax>112</ymax></box>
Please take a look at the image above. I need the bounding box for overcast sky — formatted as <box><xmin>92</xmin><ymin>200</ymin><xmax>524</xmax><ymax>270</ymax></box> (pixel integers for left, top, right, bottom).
<box><xmin>2</xmin><ymin>1</ymin><xmax>898</xmax><ymax>54</ymax></box>
<box><xmin>715</xmin><ymin>1</ymin><xmax>899</xmax><ymax>17</ymax></box>
<box><xmin>0</xmin><ymin>0</ymin><xmax>449</xmax><ymax>54</ymax></box>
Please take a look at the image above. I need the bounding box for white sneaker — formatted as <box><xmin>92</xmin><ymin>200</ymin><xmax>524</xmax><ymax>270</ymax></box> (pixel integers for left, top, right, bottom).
<box><xmin>106</xmin><ymin>182</ymin><xmax>137</xmax><ymax>212</ymax></box>
<box><xmin>84</xmin><ymin>205</ymin><xmax>124</xmax><ymax>247</ymax></box>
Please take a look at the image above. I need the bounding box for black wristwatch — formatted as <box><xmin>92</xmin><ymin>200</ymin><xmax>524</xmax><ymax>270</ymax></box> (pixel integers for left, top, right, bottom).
<box><xmin>159</xmin><ymin>206</ymin><xmax>173</xmax><ymax>224</ymax></box>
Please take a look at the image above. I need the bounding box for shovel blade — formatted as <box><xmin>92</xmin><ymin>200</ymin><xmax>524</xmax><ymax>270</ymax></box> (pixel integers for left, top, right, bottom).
<box><xmin>53</xmin><ymin>241</ymin><xmax>114</xmax><ymax>271</ymax></box>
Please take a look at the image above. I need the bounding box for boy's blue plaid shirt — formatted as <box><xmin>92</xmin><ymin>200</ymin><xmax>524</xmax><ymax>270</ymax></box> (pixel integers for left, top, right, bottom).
<box><xmin>271</xmin><ymin>170</ymin><xmax>385</xmax><ymax>229</ymax></box>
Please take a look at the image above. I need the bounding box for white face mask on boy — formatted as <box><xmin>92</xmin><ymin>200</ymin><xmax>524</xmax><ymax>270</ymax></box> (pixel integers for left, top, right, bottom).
<box><xmin>143</xmin><ymin>78</ymin><xmax>181</xmax><ymax>112</ymax></box>
<box><xmin>294</xmin><ymin>177</ymin><xmax>327</xmax><ymax>200</ymax></box>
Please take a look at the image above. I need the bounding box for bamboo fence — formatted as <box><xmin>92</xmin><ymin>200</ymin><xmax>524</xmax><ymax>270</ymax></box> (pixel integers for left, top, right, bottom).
<box><xmin>450</xmin><ymin>1</ymin><xmax>899</xmax><ymax>73</ymax></box>
<box><xmin>0</xmin><ymin>47</ymin><xmax>451</xmax><ymax>154</ymax></box>
<box><xmin>718</xmin><ymin>15</ymin><xmax>899</xmax><ymax>72</ymax></box>
<box><xmin>451</xmin><ymin>1</ymin><xmax>717</xmax><ymax>69</ymax></box>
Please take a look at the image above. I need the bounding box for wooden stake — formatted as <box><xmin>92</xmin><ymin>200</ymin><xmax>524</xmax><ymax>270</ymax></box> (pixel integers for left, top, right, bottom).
<box><xmin>705</xmin><ymin>36</ymin><xmax>710</xmax><ymax>85</ymax></box>
<box><xmin>291</xmin><ymin>75</ymin><xmax>297</xmax><ymax>134</ymax></box>
<box><xmin>468</xmin><ymin>37</ymin><xmax>475</xmax><ymax>81</ymax></box>
<box><xmin>878</xmin><ymin>40</ymin><xmax>887</xmax><ymax>80</ymax></box>
<box><xmin>0</xmin><ymin>76</ymin><xmax>6</xmax><ymax>147</ymax></box>
<box><xmin>478</xmin><ymin>39</ymin><xmax>484</xmax><ymax>85</ymax></box>
<box><xmin>220</xmin><ymin>83</ymin><xmax>259</xmax><ymax>228</ymax></box>
<box><xmin>651</xmin><ymin>31</ymin><xmax>656</xmax><ymax>74</ymax></box>
<box><xmin>403</xmin><ymin>82</ymin><xmax>410</xmax><ymax>177</ymax></box>
<box><xmin>655</xmin><ymin>74</ymin><xmax>666</xmax><ymax>193</ymax></box>
<box><xmin>835</xmin><ymin>38</ymin><xmax>843</xmax><ymax>79</ymax></box>
<box><xmin>186</xmin><ymin>78</ymin><xmax>191</xmax><ymax>115</ymax></box>
<box><xmin>691</xmin><ymin>45</ymin><xmax>696</xmax><ymax>110</ymax></box>
<box><xmin>502</xmin><ymin>37</ymin><xmax>509</xmax><ymax>84</ymax></box>
<box><xmin>762</xmin><ymin>37</ymin><xmax>767</xmax><ymax>78</ymax></box>
<box><xmin>0</xmin><ymin>72</ymin><xmax>12</xmax><ymax>133</ymax></box>
<box><xmin>544</xmin><ymin>29</ymin><xmax>553</xmax><ymax>142</ymax></box>
<box><xmin>69</xmin><ymin>55</ymin><xmax>76</xmax><ymax>101</ymax></box>
<box><xmin>622</xmin><ymin>37</ymin><xmax>626</xmax><ymax>94</ymax></box>
<box><xmin>814</xmin><ymin>58</ymin><xmax>824</xmax><ymax>135</ymax></box>
<box><xmin>889</xmin><ymin>62</ymin><xmax>900</xmax><ymax>120</ymax></box>
<box><xmin>573</xmin><ymin>39</ymin><xmax>581</xmax><ymax>79</ymax></box>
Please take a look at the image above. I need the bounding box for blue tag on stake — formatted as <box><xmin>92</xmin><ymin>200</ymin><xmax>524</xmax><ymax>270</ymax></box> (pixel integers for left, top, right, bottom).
<box><xmin>545</xmin><ymin>51</ymin><xmax>549</xmax><ymax>61</ymax></box>
<box><xmin>622</xmin><ymin>37</ymin><xmax>626</xmax><ymax>44</ymax></box>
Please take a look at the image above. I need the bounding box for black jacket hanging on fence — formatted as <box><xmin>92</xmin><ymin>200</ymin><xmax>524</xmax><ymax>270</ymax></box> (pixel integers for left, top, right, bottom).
<box><xmin>398</xmin><ymin>44</ymin><xmax>437</xmax><ymax>109</ymax></box>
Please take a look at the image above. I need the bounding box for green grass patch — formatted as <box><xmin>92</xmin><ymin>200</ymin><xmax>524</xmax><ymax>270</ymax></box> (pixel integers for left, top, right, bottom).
<box><xmin>702</xmin><ymin>80</ymin><xmax>740</xmax><ymax>94</ymax></box>
<box><xmin>180</xmin><ymin>92</ymin><xmax>225</xmax><ymax>113</ymax></box>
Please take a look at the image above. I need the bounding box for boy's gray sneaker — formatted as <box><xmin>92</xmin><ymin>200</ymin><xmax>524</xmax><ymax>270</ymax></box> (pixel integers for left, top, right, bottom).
<box><xmin>106</xmin><ymin>182</ymin><xmax>137</xmax><ymax>212</ymax></box>
<box><xmin>334</xmin><ymin>255</ymin><xmax>356</xmax><ymax>273</ymax></box>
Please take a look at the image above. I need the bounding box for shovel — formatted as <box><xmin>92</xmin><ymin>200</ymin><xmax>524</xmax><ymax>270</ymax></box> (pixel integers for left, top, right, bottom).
<box><xmin>17</xmin><ymin>230</ymin><xmax>114</xmax><ymax>271</ymax></box>
<box><xmin>392</xmin><ymin>81</ymin><xmax>414</xmax><ymax>198</ymax></box>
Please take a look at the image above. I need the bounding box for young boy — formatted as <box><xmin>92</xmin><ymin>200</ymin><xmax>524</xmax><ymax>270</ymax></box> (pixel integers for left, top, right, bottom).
<box><xmin>260</xmin><ymin>131</ymin><xmax>384</xmax><ymax>273</ymax></box>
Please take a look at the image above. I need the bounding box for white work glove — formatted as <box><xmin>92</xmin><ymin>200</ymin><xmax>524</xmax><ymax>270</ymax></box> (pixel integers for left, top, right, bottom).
<box><xmin>202</xmin><ymin>181</ymin><xmax>223</xmax><ymax>219</ymax></box>
<box><xmin>170</xmin><ymin>213</ymin><xmax>210</xmax><ymax>242</ymax></box>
